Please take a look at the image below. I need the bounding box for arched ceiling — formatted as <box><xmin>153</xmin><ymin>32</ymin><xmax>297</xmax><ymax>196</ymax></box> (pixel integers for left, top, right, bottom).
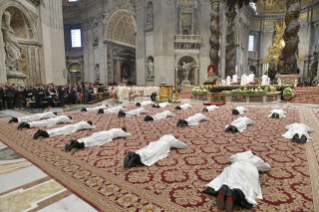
<box><xmin>256</xmin><ymin>0</ymin><xmax>314</xmax><ymax>14</ymax></box>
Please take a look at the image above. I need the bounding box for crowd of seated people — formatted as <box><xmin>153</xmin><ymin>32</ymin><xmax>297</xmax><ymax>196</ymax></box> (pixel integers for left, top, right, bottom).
<box><xmin>297</xmin><ymin>78</ymin><xmax>318</xmax><ymax>87</ymax></box>
<box><xmin>0</xmin><ymin>82</ymin><xmax>110</xmax><ymax>111</ymax></box>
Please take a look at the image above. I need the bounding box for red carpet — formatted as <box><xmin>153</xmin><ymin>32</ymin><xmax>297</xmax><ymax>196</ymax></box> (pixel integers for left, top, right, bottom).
<box><xmin>179</xmin><ymin>87</ymin><xmax>193</xmax><ymax>99</ymax></box>
<box><xmin>0</xmin><ymin>104</ymin><xmax>318</xmax><ymax>211</ymax></box>
<box><xmin>292</xmin><ymin>87</ymin><xmax>319</xmax><ymax>104</ymax></box>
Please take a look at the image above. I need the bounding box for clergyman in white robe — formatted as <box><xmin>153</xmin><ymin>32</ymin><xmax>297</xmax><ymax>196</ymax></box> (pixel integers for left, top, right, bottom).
<box><xmin>153</xmin><ymin>102</ymin><xmax>171</xmax><ymax>108</ymax></box>
<box><xmin>203</xmin><ymin>105</ymin><xmax>220</xmax><ymax>112</ymax></box>
<box><xmin>282</xmin><ymin>123</ymin><xmax>314</xmax><ymax>143</ymax></box>
<box><xmin>18</xmin><ymin>115</ymin><xmax>73</xmax><ymax>130</ymax></box>
<box><xmin>261</xmin><ymin>75</ymin><xmax>268</xmax><ymax>85</ymax></box>
<box><xmin>9</xmin><ymin>112</ymin><xmax>58</xmax><ymax>123</ymax></box>
<box><xmin>33</xmin><ymin>121</ymin><xmax>96</xmax><ymax>139</ymax></box>
<box><xmin>268</xmin><ymin>109</ymin><xmax>286</xmax><ymax>118</ymax></box>
<box><xmin>65</xmin><ymin>128</ymin><xmax>131</xmax><ymax>151</ymax></box>
<box><xmin>123</xmin><ymin>134</ymin><xmax>187</xmax><ymax>168</ymax></box>
<box><xmin>177</xmin><ymin>113</ymin><xmax>210</xmax><ymax>127</ymax></box>
<box><xmin>98</xmin><ymin>106</ymin><xmax>127</xmax><ymax>114</ymax></box>
<box><xmin>204</xmin><ymin>151</ymin><xmax>271</xmax><ymax>209</ymax></box>
<box><xmin>118</xmin><ymin>108</ymin><xmax>149</xmax><ymax>118</ymax></box>
<box><xmin>175</xmin><ymin>103</ymin><xmax>192</xmax><ymax>110</ymax></box>
<box><xmin>232</xmin><ymin>106</ymin><xmax>248</xmax><ymax>115</ymax></box>
<box><xmin>144</xmin><ymin>110</ymin><xmax>175</xmax><ymax>121</ymax></box>
<box><xmin>136</xmin><ymin>101</ymin><xmax>154</xmax><ymax>107</ymax></box>
<box><xmin>81</xmin><ymin>104</ymin><xmax>108</xmax><ymax>112</ymax></box>
<box><xmin>225</xmin><ymin>117</ymin><xmax>256</xmax><ymax>133</ymax></box>
<box><xmin>240</xmin><ymin>74</ymin><xmax>247</xmax><ymax>86</ymax></box>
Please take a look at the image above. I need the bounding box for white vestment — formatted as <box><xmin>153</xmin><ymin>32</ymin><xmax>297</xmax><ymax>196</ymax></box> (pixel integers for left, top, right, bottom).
<box><xmin>186</xmin><ymin>113</ymin><xmax>210</xmax><ymax>126</ymax></box>
<box><xmin>225</xmin><ymin>117</ymin><xmax>256</xmax><ymax>132</ymax></box>
<box><xmin>241</xmin><ymin>74</ymin><xmax>247</xmax><ymax>86</ymax></box>
<box><xmin>151</xmin><ymin>110</ymin><xmax>175</xmax><ymax>121</ymax></box>
<box><xmin>29</xmin><ymin>115</ymin><xmax>73</xmax><ymax>128</ymax></box>
<box><xmin>232</xmin><ymin>75</ymin><xmax>238</xmax><ymax>84</ymax></box>
<box><xmin>226</xmin><ymin>76</ymin><xmax>231</xmax><ymax>85</ymax></box>
<box><xmin>103</xmin><ymin>106</ymin><xmax>127</xmax><ymax>113</ymax></box>
<box><xmin>47</xmin><ymin>121</ymin><xmax>96</xmax><ymax>137</ymax></box>
<box><xmin>126</xmin><ymin>108</ymin><xmax>149</xmax><ymax>117</ymax></box>
<box><xmin>138</xmin><ymin>101</ymin><xmax>154</xmax><ymax>106</ymax></box>
<box><xmin>282</xmin><ymin>123</ymin><xmax>314</xmax><ymax>141</ymax></box>
<box><xmin>85</xmin><ymin>105</ymin><xmax>107</xmax><ymax>112</ymax></box>
<box><xmin>136</xmin><ymin>134</ymin><xmax>187</xmax><ymax>166</ymax></box>
<box><xmin>234</xmin><ymin>106</ymin><xmax>248</xmax><ymax>115</ymax></box>
<box><xmin>158</xmin><ymin>102</ymin><xmax>171</xmax><ymax>108</ymax></box>
<box><xmin>78</xmin><ymin>128</ymin><xmax>131</xmax><ymax>147</ymax></box>
<box><xmin>18</xmin><ymin>112</ymin><xmax>57</xmax><ymax>123</ymax></box>
<box><xmin>268</xmin><ymin>109</ymin><xmax>287</xmax><ymax>118</ymax></box>
<box><xmin>206</xmin><ymin>151</ymin><xmax>271</xmax><ymax>207</ymax></box>
<box><xmin>179</xmin><ymin>103</ymin><xmax>192</xmax><ymax>110</ymax></box>
<box><xmin>205</xmin><ymin>105</ymin><xmax>220</xmax><ymax>112</ymax></box>
<box><xmin>261</xmin><ymin>75</ymin><xmax>268</xmax><ymax>85</ymax></box>
<box><xmin>249</xmin><ymin>73</ymin><xmax>255</xmax><ymax>83</ymax></box>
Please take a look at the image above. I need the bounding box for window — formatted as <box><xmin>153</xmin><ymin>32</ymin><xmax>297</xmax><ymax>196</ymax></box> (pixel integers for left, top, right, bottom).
<box><xmin>71</xmin><ymin>29</ymin><xmax>82</xmax><ymax>48</ymax></box>
<box><xmin>250</xmin><ymin>2</ymin><xmax>257</xmax><ymax>11</ymax></box>
<box><xmin>248</xmin><ymin>35</ymin><xmax>255</xmax><ymax>51</ymax></box>
<box><xmin>69</xmin><ymin>0</ymin><xmax>78</xmax><ymax>2</ymax></box>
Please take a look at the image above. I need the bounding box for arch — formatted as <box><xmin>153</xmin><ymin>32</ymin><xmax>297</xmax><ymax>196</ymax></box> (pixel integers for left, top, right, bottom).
<box><xmin>0</xmin><ymin>2</ymin><xmax>39</xmax><ymax>41</ymax></box>
<box><xmin>104</xmin><ymin>9</ymin><xmax>137</xmax><ymax>47</ymax></box>
<box><xmin>175</xmin><ymin>54</ymin><xmax>199</xmax><ymax>67</ymax></box>
<box><xmin>68</xmin><ymin>63</ymin><xmax>82</xmax><ymax>73</ymax></box>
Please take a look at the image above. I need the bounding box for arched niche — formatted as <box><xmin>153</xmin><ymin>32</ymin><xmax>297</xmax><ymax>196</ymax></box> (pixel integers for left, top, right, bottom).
<box><xmin>68</xmin><ymin>63</ymin><xmax>82</xmax><ymax>85</ymax></box>
<box><xmin>175</xmin><ymin>54</ymin><xmax>199</xmax><ymax>67</ymax></box>
<box><xmin>104</xmin><ymin>9</ymin><xmax>137</xmax><ymax>47</ymax></box>
<box><xmin>146</xmin><ymin>56</ymin><xmax>154</xmax><ymax>79</ymax></box>
<box><xmin>176</xmin><ymin>55</ymin><xmax>199</xmax><ymax>85</ymax></box>
<box><xmin>249</xmin><ymin>65</ymin><xmax>257</xmax><ymax>75</ymax></box>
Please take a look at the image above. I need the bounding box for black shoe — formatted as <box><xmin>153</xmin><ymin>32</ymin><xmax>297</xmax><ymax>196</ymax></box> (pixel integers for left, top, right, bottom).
<box><xmin>136</xmin><ymin>103</ymin><xmax>141</xmax><ymax>107</ymax></box>
<box><xmin>98</xmin><ymin>109</ymin><xmax>104</xmax><ymax>114</ymax></box>
<box><xmin>225</xmin><ymin>188</ymin><xmax>235</xmax><ymax>212</ymax></box>
<box><xmin>300</xmin><ymin>135</ymin><xmax>307</xmax><ymax>144</ymax></box>
<box><xmin>34</xmin><ymin>130</ymin><xmax>49</xmax><ymax>139</ymax></box>
<box><xmin>18</xmin><ymin>123</ymin><xmax>24</xmax><ymax>130</ymax></box>
<box><xmin>293</xmin><ymin>133</ymin><xmax>300</xmax><ymax>143</ymax></box>
<box><xmin>81</xmin><ymin>108</ymin><xmax>87</xmax><ymax>112</ymax></box>
<box><xmin>33</xmin><ymin>129</ymin><xmax>41</xmax><ymax>139</ymax></box>
<box><xmin>180</xmin><ymin>120</ymin><xmax>188</xmax><ymax>128</ymax></box>
<box><xmin>9</xmin><ymin>117</ymin><xmax>18</xmax><ymax>123</ymax></box>
<box><xmin>216</xmin><ymin>185</ymin><xmax>228</xmax><ymax>210</ymax></box>
<box><xmin>273</xmin><ymin>113</ymin><xmax>280</xmax><ymax>118</ymax></box>
<box><xmin>144</xmin><ymin>116</ymin><xmax>154</xmax><ymax>122</ymax></box>
<box><xmin>175</xmin><ymin>106</ymin><xmax>181</xmax><ymax>110</ymax></box>
<box><xmin>225</xmin><ymin>125</ymin><xmax>231</xmax><ymax>132</ymax></box>
<box><xmin>176</xmin><ymin>119</ymin><xmax>182</xmax><ymax>127</ymax></box>
<box><xmin>65</xmin><ymin>139</ymin><xmax>84</xmax><ymax>151</ymax></box>
<box><xmin>124</xmin><ymin>151</ymin><xmax>134</xmax><ymax>168</ymax></box>
<box><xmin>271</xmin><ymin>113</ymin><xmax>276</xmax><ymax>118</ymax></box>
<box><xmin>152</xmin><ymin>105</ymin><xmax>157</xmax><ymax>108</ymax></box>
<box><xmin>18</xmin><ymin>122</ymin><xmax>30</xmax><ymax>130</ymax></box>
<box><xmin>231</xmin><ymin>126</ymin><xmax>238</xmax><ymax>134</ymax></box>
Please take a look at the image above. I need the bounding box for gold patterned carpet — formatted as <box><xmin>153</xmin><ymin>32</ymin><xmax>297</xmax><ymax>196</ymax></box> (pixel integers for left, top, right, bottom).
<box><xmin>0</xmin><ymin>104</ymin><xmax>318</xmax><ymax>212</ymax></box>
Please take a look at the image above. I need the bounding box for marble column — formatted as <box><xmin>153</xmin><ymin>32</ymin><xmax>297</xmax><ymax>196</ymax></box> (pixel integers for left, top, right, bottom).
<box><xmin>0</xmin><ymin>31</ymin><xmax>6</xmax><ymax>83</ymax></box>
<box><xmin>282</xmin><ymin>0</ymin><xmax>301</xmax><ymax>74</ymax></box>
<box><xmin>225</xmin><ymin>1</ymin><xmax>237</xmax><ymax>76</ymax></box>
<box><xmin>136</xmin><ymin>1</ymin><xmax>146</xmax><ymax>85</ymax></box>
<box><xmin>209</xmin><ymin>0</ymin><xmax>220</xmax><ymax>72</ymax></box>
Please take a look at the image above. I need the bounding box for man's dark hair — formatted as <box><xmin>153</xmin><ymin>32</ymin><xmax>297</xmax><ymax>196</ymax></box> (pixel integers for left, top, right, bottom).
<box><xmin>87</xmin><ymin>121</ymin><xmax>93</xmax><ymax>125</ymax></box>
<box><xmin>68</xmin><ymin>116</ymin><xmax>73</xmax><ymax>120</ymax></box>
<box><xmin>53</xmin><ymin>112</ymin><xmax>58</xmax><ymax>115</ymax></box>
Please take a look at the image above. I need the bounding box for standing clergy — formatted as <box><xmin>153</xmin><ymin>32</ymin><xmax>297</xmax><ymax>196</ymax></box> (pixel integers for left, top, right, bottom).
<box><xmin>152</xmin><ymin>102</ymin><xmax>171</xmax><ymax>108</ymax></box>
<box><xmin>118</xmin><ymin>108</ymin><xmax>149</xmax><ymax>118</ymax></box>
<box><xmin>203</xmin><ymin>151</ymin><xmax>271</xmax><ymax>212</ymax></box>
<box><xmin>123</xmin><ymin>134</ymin><xmax>187</xmax><ymax>169</ymax></box>
<box><xmin>268</xmin><ymin>109</ymin><xmax>287</xmax><ymax>118</ymax></box>
<box><xmin>98</xmin><ymin>106</ymin><xmax>126</xmax><ymax>114</ymax></box>
<box><xmin>144</xmin><ymin>110</ymin><xmax>175</xmax><ymax>122</ymax></box>
<box><xmin>226</xmin><ymin>76</ymin><xmax>231</xmax><ymax>86</ymax></box>
<box><xmin>282</xmin><ymin>123</ymin><xmax>314</xmax><ymax>144</ymax></box>
<box><xmin>232</xmin><ymin>73</ymin><xmax>238</xmax><ymax>85</ymax></box>
<box><xmin>225</xmin><ymin>117</ymin><xmax>256</xmax><ymax>133</ymax></box>
<box><xmin>18</xmin><ymin>115</ymin><xmax>73</xmax><ymax>130</ymax></box>
<box><xmin>261</xmin><ymin>74</ymin><xmax>268</xmax><ymax>85</ymax></box>
<box><xmin>9</xmin><ymin>112</ymin><xmax>58</xmax><ymax>123</ymax></box>
<box><xmin>175</xmin><ymin>103</ymin><xmax>192</xmax><ymax>110</ymax></box>
<box><xmin>81</xmin><ymin>104</ymin><xmax>108</xmax><ymax>112</ymax></box>
<box><xmin>248</xmin><ymin>72</ymin><xmax>255</xmax><ymax>85</ymax></box>
<box><xmin>232</xmin><ymin>106</ymin><xmax>248</xmax><ymax>115</ymax></box>
<box><xmin>202</xmin><ymin>105</ymin><xmax>220</xmax><ymax>112</ymax></box>
<box><xmin>33</xmin><ymin>121</ymin><xmax>95</xmax><ymax>139</ymax></box>
<box><xmin>135</xmin><ymin>101</ymin><xmax>154</xmax><ymax>107</ymax></box>
<box><xmin>65</xmin><ymin>128</ymin><xmax>131</xmax><ymax>151</ymax></box>
<box><xmin>177</xmin><ymin>113</ymin><xmax>210</xmax><ymax>127</ymax></box>
<box><xmin>240</xmin><ymin>74</ymin><xmax>247</xmax><ymax>86</ymax></box>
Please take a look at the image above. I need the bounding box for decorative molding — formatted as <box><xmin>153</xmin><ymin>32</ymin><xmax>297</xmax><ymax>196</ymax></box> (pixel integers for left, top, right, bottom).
<box><xmin>26</xmin><ymin>0</ymin><xmax>40</xmax><ymax>7</ymax></box>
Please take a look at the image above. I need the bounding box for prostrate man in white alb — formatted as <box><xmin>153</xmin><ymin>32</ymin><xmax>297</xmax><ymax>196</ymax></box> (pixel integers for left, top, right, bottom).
<box><xmin>225</xmin><ymin>117</ymin><xmax>256</xmax><ymax>133</ymax></box>
<box><xmin>98</xmin><ymin>106</ymin><xmax>126</xmax><ymax>114</ymax></box>
<box><xmin>118</xmin><ymin>108</ymin><xmax>149</xmax><ymax>118</ymax></box>
<box><xmin>9</xmin><ymin>112</ymin><xmax>58</xmax><ymax>123</ymax></box>
<box><xmin>65</xmin><ymin>128</ymin><xmax>131</xmax><ymax>151</ymax></box>
<box><xmin>33</xmin><ymin>120</ymin><xmax>96</xmax><ymax>139</ymax></box>
<box><xmin>144</xmin><ymin>110</ymin><xmax>175</xmax><ymax>122</ymax></box>
<box><xmin>202</xmin><ymin>105</ymin><xmax>220</xmax><ymax>112</ymax></box>
<box><xmin>175</xmin><ymin>103</ymin><xmax>192</xmax><ymax>110</ymax></box>
<box><xmin>282</xmin><ymin>123</ymin><xmax>314</xmax><ymax>144</ymax></box>
<box><xmin>268</xmin><ymin>109</ymin><xmax>287</xmax><ymax>119</ymax></box>
<box><xmin>123</xmin><ymin>134</ymin><xmax>187</xmax><ymax>169</ymax></box>
<box><xmin>203</xmin><ymin>151</ymin><xmax>271</xmax><ymax>212</ymax></box>
<box><xmin>177</xmin><ymin>113</ymin><xmax>210</xmax><ymax>128</ymax></box>
<box><xmin>232</xmin><ymin>106</ymin><xmax>248</xmax><ymax>115</ymax></box>
<box><xmin>135</xmin><ymin>101</ymin><xmax>154</xmax><ymax>107</ymax></box>
<box><xmin>152</xmin><ymin>102</ymin><xmax>171</xmax><ymax>108</ymax></box>
<box><xmin>81</xmin><ymin>104</ymin><xmax>108</xmax><ymax>112</ymax></box>
<box><xmin>18</xmin><ymin>115</ymin><xmax>73</xmax><ymax>130</ymax></box>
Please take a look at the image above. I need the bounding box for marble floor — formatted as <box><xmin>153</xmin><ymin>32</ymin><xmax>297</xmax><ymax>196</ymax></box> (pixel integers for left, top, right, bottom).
<box><xmin>0</xmin><ymin>98</ymin><xmax>319</xmax><ymax>211</ymax></box>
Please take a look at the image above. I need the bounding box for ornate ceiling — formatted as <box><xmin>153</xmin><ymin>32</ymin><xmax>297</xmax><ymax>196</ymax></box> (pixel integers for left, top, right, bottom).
<box><xmin>256</xmin><ymin>0</ymin><xmax>315</xmax><ymax>14</ymax></box>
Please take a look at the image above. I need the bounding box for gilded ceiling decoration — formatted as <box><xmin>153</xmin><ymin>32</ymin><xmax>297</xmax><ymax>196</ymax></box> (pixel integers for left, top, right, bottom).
<box><xmin>257</xmin><ymin>0</ymin><xmax>315</xmax><ymax>14</ymax></box>
<box><xmin>106</xmin><ymin>11</ymin><xmax>136</xmax><ymax>47</ymax></box>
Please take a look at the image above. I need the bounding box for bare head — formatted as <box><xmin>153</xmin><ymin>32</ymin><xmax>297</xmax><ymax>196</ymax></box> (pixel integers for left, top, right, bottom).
<box><xmin>121</xmin><ymin>127</ymin><xmax>127</xmax><ymax>132</ymax></box>
<box><xmin>68</xmin><ymin>116</ymin><xmax>72</xmax><ymax>120</ymax></box>
<box><xmin>53</xmin><ymin>112</ymin><xmax>58</xmax><ymax>115</ymax></box>
<box><xmin>87</xmin><ymin>121</ymin><xmax>93</xmax><ymax>125</ymax></box>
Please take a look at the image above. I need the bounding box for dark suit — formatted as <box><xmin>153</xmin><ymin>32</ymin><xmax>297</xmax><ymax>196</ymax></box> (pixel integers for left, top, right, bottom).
<box><xmin>59</xmin><ymin>89</ymin><xmax>65</xmax><ymax>106</ymax></box>
<box><xmin>83</xmin><ymin>87</ymin><xmax>90</xmax><ymax>104</ymax></box>
<box><xmin>0</xmin><ymin>87</ymin><xmax>3</xmax><ymax>110</ymax></box>
<box><xmin>6</xmin><ymin>87</ymin><xmax>13</xmax><ymax>109</ymax></box>
<box><xmin>32</xmin><ymin>88</ymin><xmax>40</xmax><ymax>108</ymax></box>
<box><xmin>77</xmin><ymin>85</ymin><xmax>82</xmax><ymax>93</ymax></box>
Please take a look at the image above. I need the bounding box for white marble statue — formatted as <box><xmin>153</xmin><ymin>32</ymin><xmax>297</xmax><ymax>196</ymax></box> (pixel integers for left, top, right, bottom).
<box><xmin>148</xmin><ymin>59</ymin><xmax>154</xmax><ymax>78</ymax></box>
<box><xmin>181</xmin><ymin>61</ymin><xmax>194</xmax><ymax>83</ymax></box>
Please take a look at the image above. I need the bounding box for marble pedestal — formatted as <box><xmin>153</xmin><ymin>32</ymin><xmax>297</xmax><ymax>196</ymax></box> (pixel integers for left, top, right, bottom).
<box><xmin>182</xmin><ymin>80</ymin><xmax>191</xmax><ymax>87</ymax></box>
<box><xmin>278</xmin><ymin>74</ymin><xmax>299</xmax><ymax>87</ymax></box>
<box><xmin>7</xmin><ymin>72</ymin><xmax>27</xmax><ymax>86</ymax></box>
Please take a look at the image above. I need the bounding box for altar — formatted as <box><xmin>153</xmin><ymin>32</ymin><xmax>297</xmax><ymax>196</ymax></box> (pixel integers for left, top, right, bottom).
<box><xmin>159</xmin><ymin>84</ymin><xmax>173</xmax><ymax>100</ymax></box>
